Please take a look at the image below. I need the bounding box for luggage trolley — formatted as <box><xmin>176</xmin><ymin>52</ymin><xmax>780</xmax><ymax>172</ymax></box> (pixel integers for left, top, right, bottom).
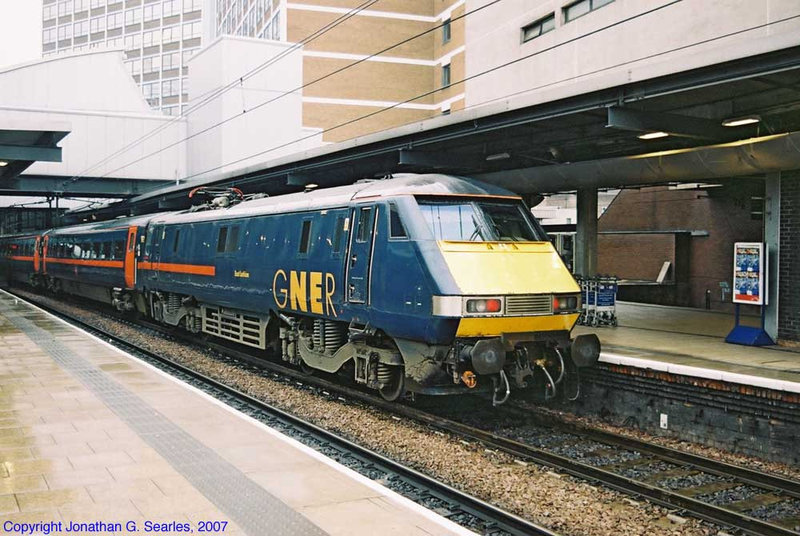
<box><xmin>594</xmin><ymin>276</ymin><xmax>618</xmax><ymax>326</ymax></box>
<box><xmin>578</xmin><ymin>277</ymin><xmax>598</xmax><ymax>326</ymax></box>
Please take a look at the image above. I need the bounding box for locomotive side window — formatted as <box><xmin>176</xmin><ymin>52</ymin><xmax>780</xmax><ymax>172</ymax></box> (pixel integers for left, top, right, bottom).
<box><xmin>216</xmin><ymin>227</ymin><xmax>228</xmax><ymax>253</ymax></box>
<box><xmin>389</xmin><ymin>203</ymin><xmax>407</xmax><ymax>239</ymax></box>
<box><xmin>227</xmin><ymin>226</ymin><xmax>239</xmax><ymax>252</ymax></box>
<box><xmin>298</xmin><ymin>220</ymin><xmax>312</xmax><ymax>254</ymax></box>
<box><xmin>173</xmin><ymin>229</ymin><xmax>181</xmax><ymax>253</ymax></box>
<box><xmin>356</xmin><ymin>207</ymin><xmax>372</xmax><ymax>243</ymax></box>
<box><xmin>332</xmin><ymin>216</ymin><xmax>345</xmax><ymax>253</ymax></box>
<box><xmin>217</xmin><ymin>225</ymin><xmax>240</xmax><ymax>253</ymax></box>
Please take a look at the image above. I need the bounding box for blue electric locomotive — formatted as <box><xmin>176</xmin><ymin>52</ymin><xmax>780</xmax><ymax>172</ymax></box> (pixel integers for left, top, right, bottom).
<box><xmin>2</xmin><ymin>174</ymin><xmax>599</xmax><ymax>404</ymax></box>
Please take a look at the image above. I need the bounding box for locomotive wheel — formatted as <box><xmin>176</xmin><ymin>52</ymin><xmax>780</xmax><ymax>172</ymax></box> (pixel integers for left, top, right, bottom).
<box><xmin>377</xmin><ymin>365</ymin><xmax>405</xmax><ymax>402</ymax></box>
<box><xmin>299</xmin><ymin>360</ymin><xmax>316</xmax><ymax>376</ymax></box>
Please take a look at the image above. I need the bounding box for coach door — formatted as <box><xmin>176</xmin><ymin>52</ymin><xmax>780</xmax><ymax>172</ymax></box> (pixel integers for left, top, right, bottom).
<box><xmin>346</xmin><ymin>205</ymin><xmax>378</xmax><ymax>304</ymax></box>
<box><xmin>33</xmin><ymin>236</ymin><xmax>41</xmax><ymax>272</ymax></box>
<box><xmin>124</xmin><ymin>226</ymin><xmax>138</xmax><ymax>289</ymax></box>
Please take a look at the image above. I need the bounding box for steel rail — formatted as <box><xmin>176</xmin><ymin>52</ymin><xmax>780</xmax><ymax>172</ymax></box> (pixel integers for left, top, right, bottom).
<box><xmin>16</xmin><ymin>292</ymin><xmax>558</xmax><ymax>536</ymax></box>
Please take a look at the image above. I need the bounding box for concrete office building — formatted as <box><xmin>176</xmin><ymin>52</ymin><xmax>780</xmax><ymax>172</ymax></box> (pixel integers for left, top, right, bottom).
<box><xmin>42</xmin><ymin>0</ymin><xmax>205</xmax><ymax>116</ymax></box>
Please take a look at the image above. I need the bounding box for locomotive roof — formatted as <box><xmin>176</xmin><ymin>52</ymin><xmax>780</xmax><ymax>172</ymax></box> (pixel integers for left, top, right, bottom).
<box><xmin>156</xmin><ymin>174</ymin><xmax>521</xmax><ymax>225</ymax></box>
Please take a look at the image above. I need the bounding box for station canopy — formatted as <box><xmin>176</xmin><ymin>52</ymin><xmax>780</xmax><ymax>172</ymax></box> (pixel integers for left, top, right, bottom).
<box><xmin>0</xmin><ymin>127</ymin><xmax>69</xmax><ymax>195</ymax></box>
<box><xmin>76</xmin><ymin>45</ymin><xmax>800</xmax><ymax>221</ymax></box>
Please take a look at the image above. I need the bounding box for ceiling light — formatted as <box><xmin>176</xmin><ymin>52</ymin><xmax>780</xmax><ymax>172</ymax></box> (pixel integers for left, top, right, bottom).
<box><xmin>638</xmin><ymin>131</ymin><xmax>669</xmax><ymax>140</ymax></box>
<box><xmin>486</xmin><ymin>152</ymin><xmax>510</xmax><ymax>161</ymax></box>
<box><xmin>721</xmin><ymin>115</ymin><xmax>760</xmax><ymax>127</ymax></box>
<box><xmin>0</xmin><ymin>161</ymin><xmax>7</xmax><ymax>167</ymax></box>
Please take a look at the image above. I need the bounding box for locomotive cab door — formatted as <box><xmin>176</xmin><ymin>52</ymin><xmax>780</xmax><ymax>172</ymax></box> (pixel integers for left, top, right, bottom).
<box><xmin>346</xmin><ymin>205</ymin><xmax>378</xmax><ymax>304</ymax></box>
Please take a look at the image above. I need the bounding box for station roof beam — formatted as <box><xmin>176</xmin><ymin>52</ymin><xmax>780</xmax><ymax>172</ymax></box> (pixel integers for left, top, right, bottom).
<box><xmin>606</xmin><ymin>107</ymin><xmax>747</xmax><ymax>140</ymax></box>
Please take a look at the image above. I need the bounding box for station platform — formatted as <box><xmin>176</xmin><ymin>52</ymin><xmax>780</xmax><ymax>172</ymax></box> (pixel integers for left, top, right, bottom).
<box><xmin>576</xmin><ymin>301</ymin><xmax>800</xmax><ymax>395</ymax></box>
<box><xmin>0</xmin><ymin>291</ymin><xmax>472</xmax><ymax>536</ymax></box>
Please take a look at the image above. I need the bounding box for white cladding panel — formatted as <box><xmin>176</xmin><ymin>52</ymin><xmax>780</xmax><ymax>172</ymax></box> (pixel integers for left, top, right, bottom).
<box><xmin>465</xmin><ymin>0</ymin><xmax>800</xmax><ymax>109</ymax></box>
<box><xmin>186</xmin><ymin>36</ymin><xmax>323</xmax><ymax>181</ymax></box>
<box><xmin>0</xmin><ymin>50</ymin><xmax>187</xmax><ymax>182</ymax></box>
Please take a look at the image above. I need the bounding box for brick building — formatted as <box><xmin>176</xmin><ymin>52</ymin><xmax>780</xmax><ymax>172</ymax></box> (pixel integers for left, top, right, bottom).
<box><xmin>597</xmin><ymin>183</ymin><xmax>764</xmax><ymax>312</ymax></box>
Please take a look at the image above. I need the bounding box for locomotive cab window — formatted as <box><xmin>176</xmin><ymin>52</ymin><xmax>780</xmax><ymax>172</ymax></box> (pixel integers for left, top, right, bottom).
<box><xmin>389</xmin><ymin>203</ymin><xmax>408</xmax><ymax>239</ymax></box>
<box><xmin>299</xmin><ymin>220</ymin><xmax>312</xmax><ymax>254</ymax></box>
<box><xmin>417</xmin><ymin>198</ymin><xmax>547</xmax><ymax>242</ymax></box>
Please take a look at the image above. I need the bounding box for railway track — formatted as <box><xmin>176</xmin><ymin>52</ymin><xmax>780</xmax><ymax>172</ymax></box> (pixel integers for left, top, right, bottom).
<box><xmin>14</xmin><ymin>288</ymin><xmax>800</xmax><ymax>536</ymax></box>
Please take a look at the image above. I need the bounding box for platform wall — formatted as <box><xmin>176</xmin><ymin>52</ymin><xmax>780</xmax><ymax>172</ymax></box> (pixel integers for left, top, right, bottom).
<box><xmin>779</xmin><ymin>176</ymin><xmax>800</xmax><ymax>342</ymax></box>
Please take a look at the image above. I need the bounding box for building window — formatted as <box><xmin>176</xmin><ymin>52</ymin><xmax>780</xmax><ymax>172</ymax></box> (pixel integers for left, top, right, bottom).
<box><xmin>142</xmin><ymin>55</ymin><xmax>161</xmax><ymax>73</ymax></box>
<box><xmin>182</xmin><ymin>20</ymin><xmax>200</xmax><ymax>40</ymax></box>
<box><xmin>74</xmin><ymin>0</ymin><xmax>87</xmax><ymax>12</ymax></box>
<box><xmin>181</xmin><ymin>77</ymin><xmax>188</xmax><ymax>96</ymax></box>
<box><xmin>143</xmin><ymin>4</ymin><xmax>160</xmax><ymax>22</ymax></box>
<box><xmin>74</xmin><ymin>20</ymin><xmax>88</xmax><ymax>37</ymax></box>
<box><xmin>563</xmin><ymin>0</ymin><xmax>613</xmax><ymax>22</ymax></box>
<box><xmin>57</xmin><ymin>23</ymin><xmax>73</xmax><ymax>40</ymax></box>
<box><xmin>43</xmin><ymin>28</ymin><xmax>57</xmax><ymax>44</ymax></box>
<box><xmin>442</xmin><ymin>18</ymin><xmax>451</xmax><ymax>43</ymax></box>
<box><xmin>441</xmin><ymin>63</ymin><xmax>451</xmax><ymax>87</ymax></box>
<box><xmin>58</xmin><ymin>1</ymin><xmax>73</xmax><ymax>17</ymax></box>
<box><xmin>124</xmin><ymin>7</ymin><xmax>141</xmax><ymax>25</ymax></box>
<box><xmin>522</xmin><ymin>13</ymin><xmax>555</xmax><ymax>42</ymax></box>
<box><xmin>107</xmin><ymin>12</ymin><xmax>123</xmax><ymax>30</ymax></box>
<box><xmin>162</xmin><ymin>51</ymin><xmax>179</xmax><ymax>70</ymax></box>
<box><xmin>90</xmin><ymin>0</ymin><xmax>104</xmax><ymax>8</ymax></box>
<box><xmin>182</xmin><ymin>49</ymin><xmax>195</xmax><ymax>63</ymax></box>
<box><xmin>143</xmin><ymin>29</ymin><xmax>160</xmax><ymax>46</ymax></box>
<box><xmin>162</xmin><ymin>26</ymin><xmax>179</xmax><ymax>43</ymax></box>
<box><xmin>90</xmin><ymin>15</ymin><xmax>105</xmax><ymax>33</ymax></box>
<box><xmin>163</xmin><ymin>0</ymin><xmax>179</xmax><ymax>17</ymax></box>
<box><xmin>162</xmin><ymin>79</ymin><xmax>180</xmax><ymax>97</ymax></box>
<box><xmin>183</xmin><ymin>0</ymin><xmax>202</xmax><ymax>12</ymax></box>
<box><xmin>125</xmin><ymin>59</ymin><xmax>140</xmax><ymax>75</ymax></box>
<box><xmin>43</xmin><ymin>5</ymin><xmax>57</xmax><ymax>20</ymax></box>
<box><xmin>124</xmin><ymin>33</ymin><xmax>141</xmax><ymax>49</ymax></box>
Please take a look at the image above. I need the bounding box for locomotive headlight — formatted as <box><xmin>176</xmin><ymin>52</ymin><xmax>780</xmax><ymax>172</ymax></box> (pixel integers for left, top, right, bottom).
<box><xmin>553</xmin><ymin>294</ymin><xmax>580</xmax><ymax>313</ymax></box>
<box><xmin>464</xmin><ymin>297</ymin><xmax>503</xmax><ymax>316</ymax></box>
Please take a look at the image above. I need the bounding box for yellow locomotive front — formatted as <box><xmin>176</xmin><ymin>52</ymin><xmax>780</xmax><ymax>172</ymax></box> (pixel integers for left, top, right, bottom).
<box><xmin>414</xmin><ymin>194</ymin><xmax>600</xmax><ymax>404</ymax></box>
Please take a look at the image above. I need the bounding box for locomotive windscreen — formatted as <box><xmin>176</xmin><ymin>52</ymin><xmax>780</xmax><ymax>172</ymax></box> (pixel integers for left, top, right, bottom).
<box><xmin>417</xmin><ymin>199</ymin><xmax>547</xmax><ymax>242</ymax></box>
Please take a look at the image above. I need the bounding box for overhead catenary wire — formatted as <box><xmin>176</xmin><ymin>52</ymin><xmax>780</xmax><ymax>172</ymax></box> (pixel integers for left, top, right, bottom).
<box><xmin>95</xmin><ymin>0</ymin><xmax>503</xmax><ymax>180</ymax></box>
<box><xmin>62</xmin><ymin>0</ymin><xmax>384</xmax><ymax>186</ymax></box>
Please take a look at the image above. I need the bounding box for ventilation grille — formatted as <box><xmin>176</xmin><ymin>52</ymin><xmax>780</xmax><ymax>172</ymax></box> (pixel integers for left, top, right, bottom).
<box><xmin>202</xmin><ymin>306</ymin><xmax>267</xmax><ymax>349</ymax></box>
<box><xmin>505</xmin><ymin>294</ymin><xmax>552</xmax><ymax>316</ymax></box>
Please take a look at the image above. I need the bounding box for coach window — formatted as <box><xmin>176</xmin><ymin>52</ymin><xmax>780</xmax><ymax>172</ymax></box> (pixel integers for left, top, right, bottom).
<box><xmin>113</xmin><ymin>241</ymin><xmax>124</xmax><ymax>260</ymax></box>
<box><xmin>102</xmin><ymin>242</ymin><xmax>111</xmax><ymax>260</ymax></box>
<box><xmin>389</xmin><ymin>203</ymin><xmax>408</xmax><ymax>239</ymax></box>
<box><xmin>92</xmin><ymin>243</ymin><xmax>101</xmax><ymax>260</ymax></box>
<box><xmin>173</xmin><ymin>229</ymin><xmax>181</xmax><ymax>253</ymax></box>
<box><xmin>299</xmin><ymin>220</ymin><xmax>312</xmax><ymax>254</ymax></box>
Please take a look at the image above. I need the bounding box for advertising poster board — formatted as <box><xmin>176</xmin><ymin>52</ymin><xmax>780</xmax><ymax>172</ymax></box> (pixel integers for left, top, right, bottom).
<box><xmin>732</xmin><ymin>242</ymin><xmax>765</xmax><ymax>305</ymax></box>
